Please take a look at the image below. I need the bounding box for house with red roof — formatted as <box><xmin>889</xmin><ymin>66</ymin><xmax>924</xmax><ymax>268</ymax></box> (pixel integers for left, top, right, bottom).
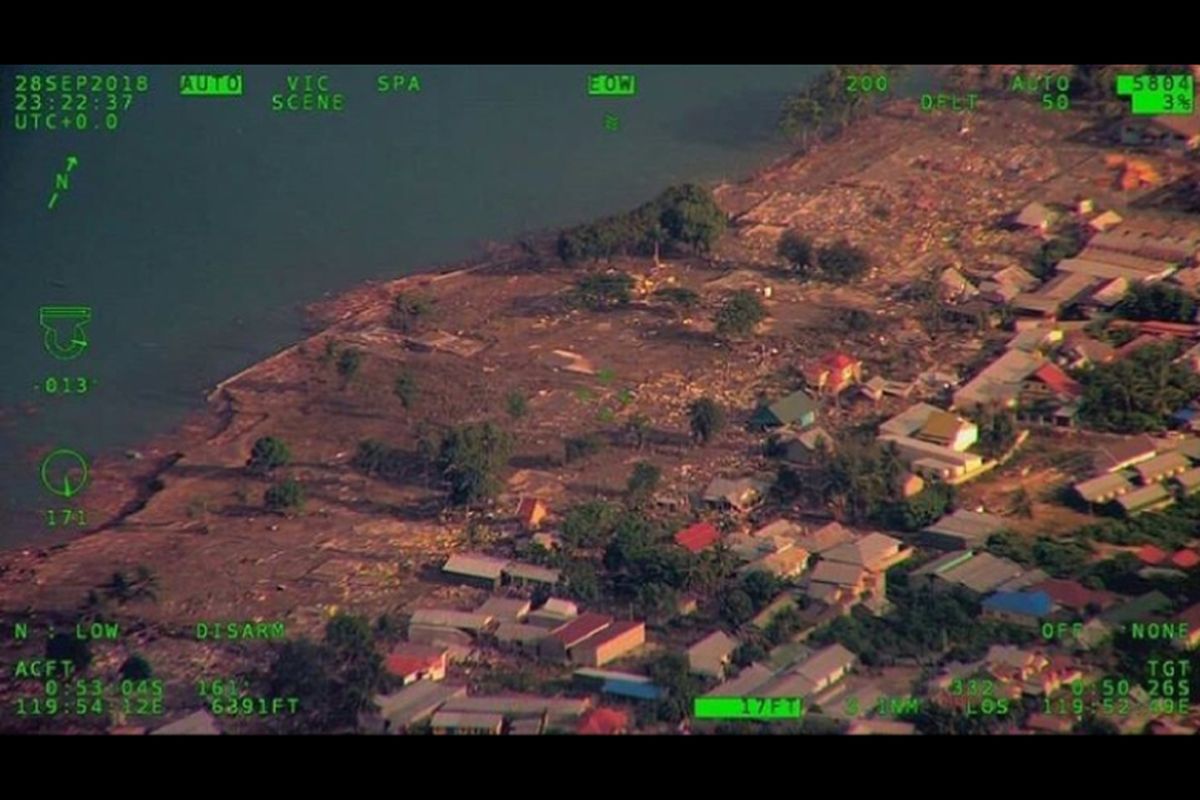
<box><xmin>577</xmin><ymin>707</ymin><xmax>629</xmax><ymax>735</ymax></box>
<box><xmin>1136</xmin><ymin>545</ymin><xmax>1168</xmax><ymax>566</ymax></box>
<box><xmin>1170</xmin><ymin>549</ymin><xmax>1200</xmax><ymax>570</ymax></box>
<box><xmin>1031</xmin><ymin>578</ymin><xmax>1119</xmax><ymax>615</ymax></box>
<box><xmin>674</xmin><ymin>521</ymin><xmax>719</xmax><ymax>553</ymax></box>
<box><xmin>386</xmin><ymin>642</ymin><xmax>448</xmax><ymax>685</ymax></box>
<box><xmin>804</xmin><ymin>352</ymin><xmax>863</xmax><ymax>395</ymax></box>
<box><xmin>1022</xmin><ymin>362</ymin><xmax>1082</xmax><ymax>402</ymax></box>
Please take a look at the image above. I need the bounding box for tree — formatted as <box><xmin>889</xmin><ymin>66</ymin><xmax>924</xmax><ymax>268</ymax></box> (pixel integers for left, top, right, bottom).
<box><xmin>715</xmin><ymin>290</ymin><xmax>766</xmax><ymax>338</ymax></box>
<box><xmin>393</xmin><ymin>369</ymin><xmax>418</xmax><ymax>409</ymax></box>
<box><xmin>389</xmin><ymin>293</ymin><xmax>436</xmax><ymax>332</ymax></box>
<box><xmin>645</xmin><ymin>652</ymin><xmax>703</xmax><ymax>723</ymax></box>
<box><xmin>625</xmin><ymin>461</ymin><xmax>662</xmax><ymax>509</ymax></box>
<box><xmin>656</xmin><ymin>184</ymin><xmax>727</xmax><ymax>253</ymax></box>
<box><xmin>1012</xmin><ymin>487</ymin><xmax>1034</xmax><ymax>519</ymax></box>
<box><xmin>1078</xmin><ymin>343</ymin><xmax>1200</xmax><ymax>432</ymax></box>
<box><xmin>560</xmin><ymin>501</ymin><xmax>622</xmax><ymax>548</ymax></box>
<box><xmin>1116</xmin><ymin>282</ymin><xmax>1198</xmax><ymax>323</ymax></box>
<box><xmin>119</xmin><ymin>654</ymin><xmax>153</xmax><ymax>681</ymax></box>
<box><xmin>732</xmin><ymin>640</ymin><xmax>768</xmax><ymax>668</ymax></box>
<box><xmin>267</xmin><ymin>614</ymin><xmax>383</xmax><ymax>734</ymax></box>
<box><xmin>102</xmin><ymin>566</ymin><xmax>158</xmax><ymax>604</ymax></box>
<box><xmin>336</xmin><ymin>348</ymin><xmax>362</xmax><ymax>386</ymax></box>
<box><xmin>574</xmin><ymin>273</ymin><xmax>634</xmax><ymax>310</ymax></box>
<box><xmin>247</xmin><ymin>436</ymin><xmax>291</xmax><ymax>476</ymax></box>
<box><xmin>718</xmin><ymin>588</ymin><xmax>755</xmax><ymax>627</ymax></box>
<box><xmin>505</xmin><ymin>391</ymin><xmax>528</xmax><ymax>419</ymax></box>
<box><xmin>653</xmin><ymin>286</ymin><xmax>699</xmax><ymax>311</ymax></box>
<box><xmin>564</xmin><ymin>433</ymin><xmax>606</xmax><ymax>464</ymax></box>
<box><xmin>623</xmin><ymin>414</ymin><xmax>651</xmax><ymax>450</ymax></box>
<box><xmin>265</xmin><ymin>478</ymin><xmax>305</xmax><ymax>512</ymax></box>
<box><xmin>741</xmin><ymin>570</ymin><xmax>782</xmax><ymax>610</ymax></box>
<box><xmin>816</xmin><ymin>239</ymin><xmax>870</xmax><ymax>283</ymax></box>
<box><xmin>777</xmin><ymin>229</ymin><xmax>815</xmax><ymax>275</ymax></box>
<box><xmin>433</xmin><ymin>422</ymin><xmax>513</xmax><ymax>505</ymax></box>
<box><xmin>562</xmin><ymin>560</ymin><xmax>602</xmax><ymax>603</ymax></box>
<box><xmin>46</xmin><ymin>632</ymin><xmax>92</xmax><ymax>672</ymax></box>
<box><xmin>689</xmin><ymin>397</ymin><xmax>726</xmax><ymax>445</ymax></box>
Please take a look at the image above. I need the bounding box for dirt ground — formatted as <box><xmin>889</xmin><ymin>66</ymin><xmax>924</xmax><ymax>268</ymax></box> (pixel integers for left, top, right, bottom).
<box><xmin>2</xmin><ymin>97</ymin><xmax>1195</xmax><ymax>728</ymax></box>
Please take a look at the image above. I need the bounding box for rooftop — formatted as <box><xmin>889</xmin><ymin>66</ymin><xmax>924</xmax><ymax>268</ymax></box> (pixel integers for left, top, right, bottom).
<box><xmin>823</xmin><ymin>532</ymin><xmax>903</xmax><ymax>571</ymax></box>
<box><xmin>982</xmin><ymin>590</ymin><xmax>1055</xmax><ymax>617</ymax></box>
<box><xmin>675</xmin><ymin>521</ymin><xmax>720</xmax><ymax>553</ymax></box>
<box><xmin>442</xmin><ymin>552</ymin><xmax>510</xmax><ymax>580</ymax></box>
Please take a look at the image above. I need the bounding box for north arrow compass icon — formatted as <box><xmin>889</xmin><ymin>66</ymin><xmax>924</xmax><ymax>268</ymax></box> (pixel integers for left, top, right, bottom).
<box><xmin>40</xmin><ymin>448</ymin><xmax>90</xmax><ymax>498</ymax></box>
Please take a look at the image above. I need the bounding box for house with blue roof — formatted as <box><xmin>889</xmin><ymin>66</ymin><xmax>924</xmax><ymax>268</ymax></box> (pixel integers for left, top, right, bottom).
<box><xmin>573</xmin><ymin>668</ymin><xmax>665</xmax><ymax>702</ymax></box>
<box><xmin>981</xmin><ymin>591</ymin><xmax>1055</xmax><ymax>628</ymax></box>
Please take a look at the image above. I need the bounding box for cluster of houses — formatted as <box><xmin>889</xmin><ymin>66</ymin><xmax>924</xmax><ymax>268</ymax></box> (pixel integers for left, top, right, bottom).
<box><xmin>1072</xmin><ymin>435</ymin><xmax>1200</xmax><ymax>516</ymax></box>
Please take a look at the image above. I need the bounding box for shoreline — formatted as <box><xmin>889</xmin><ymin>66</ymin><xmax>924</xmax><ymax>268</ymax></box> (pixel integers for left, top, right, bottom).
<box><xmin>0</xmin><ymin>146</ymin><xmax>794</xmax><ymax>559</ymax></box>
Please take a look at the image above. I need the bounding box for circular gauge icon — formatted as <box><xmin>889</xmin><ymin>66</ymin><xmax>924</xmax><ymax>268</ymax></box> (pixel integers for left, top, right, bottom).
<box><xmin>40</xmin><ymin>448</ymin><xmax>90</xmax><ymax>498</ymax></box>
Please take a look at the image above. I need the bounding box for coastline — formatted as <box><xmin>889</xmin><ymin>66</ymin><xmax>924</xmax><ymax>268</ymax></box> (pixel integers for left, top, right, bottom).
<box><xmin>1</xmin><ymin>97</ymin><xmax>1136</xmax><ymax>721</ymax></box>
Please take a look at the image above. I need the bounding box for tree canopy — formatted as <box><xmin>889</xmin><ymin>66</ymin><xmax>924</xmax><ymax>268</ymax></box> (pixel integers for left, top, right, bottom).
<box><xmin>432</xmin><ymin>422</ymin><xmax>513</xmax><ymax>505</ymax></box>
<box><xmin>1078</xmin><ymin>342</ymin><xmax>1200</xmax><ymax>432</ymax></box>
<box><xmin>777</xmin><ymin>230</ymin><xmax>815</xmax><ymax>275</ymax></box>
<box><xmin>557</xmin><ymin>183</ymin><xmax>726</xmax><ymax>263</ymax></box>
<box><xmin>715</xmin><ymin>290</ymin><xmax>766</xmax><ymax>337</ymax></box>
<box><xmin>1115</xmin><ymin>282</ymin><xmax>1198</xmax><ymax>323</ymax></box>
<box><xmin>247</xmin><ymin>436</ymin><xmax>291</xmax><ymax>476</ymax></box>
<box><xmin>265</xmin><ymin>478</ymin><xmax>305</xmax><ymax>512</ymax></box>
<box><xmin>816</xmin><ymin>240</ymin><xmax>871</xmax><ymax>283</ymax></box>
<box><xmin>573</xmin><ymin>273</ymin><xmax>634</xmax><ymax>310</ymax></box>
<box><xmin>689</xmin><ymin>397</ymin><xmax>726</xmax><ymax>445</ymax></box>
<box><xmin>625</xmin><ymin>461</ymin><xmax>662</xmax><ymax>509</ymax></box>
<box><xmin>267</xmin><ymin>613</ymin><xmax>384</xmax><ymax>733</ymax></box>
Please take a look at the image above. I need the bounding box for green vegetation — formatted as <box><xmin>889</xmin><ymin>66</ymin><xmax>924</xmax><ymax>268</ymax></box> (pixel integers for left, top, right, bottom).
<box><xmin>799</xmin><ymin>438</ymin><xmax>931</xmax><ymax>527</ymax></box>
<box><xmin>562</xmin><ymin>560</ymin><xmax>602</xmax><ymax>603</ymax></box>
<box><xmin>1078</xmin><ymin>342</ymin><xmax>1200</xmax><ymax>432</ymax></box>
<box><xmin>557</xmin><ymin>183</ymin><xmax>726</xmax><ymax>263</ymax></box>
<box><xmin>352</xmin><ymin>439</ymin><xmax>408</xmax><ymax>481</ymax></box>
<box><xmin>986</xmin><ymin>531</ymin><xmax>1092</xmax><ymax>579</ymax></box>
<box><xmin>625</xmin><ymin>461</ymin><xmax>662</xmax><ymax>509</ymax></box>
<box><xmin>505</xmin><ymin>390</ymin><xmax>528</xmax><ymax>419</ymax></box>
<box><xmin>389</xmin><ymin>293</ymin><xmax>436</xmax><ymax>332</ymax></box>
<box><xmin>972</xmin><ymin>406</ymin><xmax>1019</xmax><ymax>459</ymax></box>
<box><xmin>432</xmin><ymin>422</ymin><xmax>513</xmax><ymax>505</ymax></box>
<box><xmin>815</xmin><ymin>239</ymin><xmax>871</xmax><ymax>283</ymax></box>
<box><xmin>1031</xmin><ymin>227</ymin><xmax>1085</xmax><ymax>279</ymax></box>
<box><xmin>653</xmin><ymin>286</ymin><xmax>699</xmax><ymax>309</ymax></box>
<box><xmin>777</xmin><ymin>230</ymin><xmax>814</xmax><ymax>275</ymax></box>
<box><xmin>564</xmin><ymin>433</ymin><xmax>606</xmax><ymax>464</ymax></box>
<box><xmin>715</xmin><ymin>290</ymin><xmax>766</xmax><ymax>338</ymax></box>
<box><xmin>810</xmin><ymin>582</ymin><xmax>1034</xmax><ymax>667</ymax></box>
<box><xmin>119</xmin><ymin>654</ymin><xmax>153</xmax><ymax>681</ymax></box>
<box><xmin>779</xmin><ymin>65</ymin><xmax>909</xmax><ymax>147</ymax></box>
<box><xmin>247</xmin><ymin>436</ymin><xmax>291</xmax><ymax>476</ymax></box>
<box><xmin>1074</xmin><ymin>495</ymin><xmax>1200</xmax><ymax>551</ymax></box>
<box><xmin>265</xmin><ymin>478</ymin><xmax>305</xmax><ymax>512</ymax></box>
<box><xmin>336</xmin><ymin>348</ymin><xmax>363</xmax><ymax>386</ymax></box>
<box><xmin>560</xmin><ymin>501</ymin><xmax>623</xmax><ymax>548</ymax></box>
<box><xmin>572</xmin><ymin>272</ymin><xmax>635</xmax><ymax>310</ymax></box>
<box><xmin>267</xmin><ymin>613</ymin><xmax>384</xmax><ymax>733</ymax></box>
<box><xmin>841</xmin><ymin>308</ymin><xmax>874</xmax><ymax>332</ymax></box>
<box><xmin>644</xmin><ymin>652</ymin><xmax>705</xmax><ymax>724</ymax></box>
<box><xmin>102</xmin><ymin>566</ymin><xmax>158</xmax><ymax>604</ymax></box>
<box><xmin>393</xmin><ymin>368</ymin><xmax>418</xmax><ymax>409</ymax></box>
<box><xmin>732</xmin><ymin>640</ymin><xmax>768</xmax><ymax>668</ymax></box>
<box><xmin>688</xmin><ymin>397</ymin><xmax>726</xmax><ymax>445</ymax></box>
<box><xmin>46</xmin><ymin>633</ymin><xmax>92</xmax><ymax>672</ymax></box>
<box><xmin>1115</xmin><ymin>282</ymin><xmax>1198</xmax><ymax>323</ymax></box>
